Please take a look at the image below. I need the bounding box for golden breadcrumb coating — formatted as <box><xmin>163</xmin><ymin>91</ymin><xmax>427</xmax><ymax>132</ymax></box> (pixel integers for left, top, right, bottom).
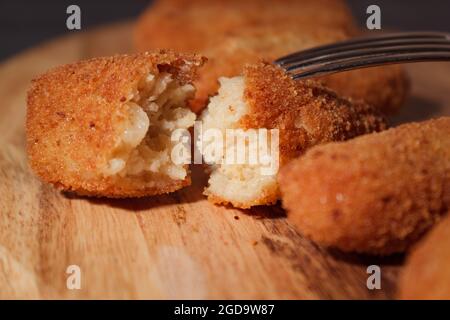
<box><xmin>399</xmin><ymin>213</ymin><xmax>450</xmax><ymax>300</ymax></box>
<box><xmin>134</xmin><ymin>0</ymin><xmax>408</xmax><ymax>114</ymax></box>
<box><xmin>201</xmin><ymin>62</ymin><xmax>387</xmax><ymax>208</ymax></box>
<box><xmin>241</xmin><ymin>63</ymin><xmax>388</xmax><ymax>162</ymax></box>
<box><xmin>27</xmin><ymin>51</ymin><xmax>205</xmax><ymax>197</ymax></box>
<box><xmin>279</xmin><ymin>117</ymin><xmax>450</xmax><ymax>255</ymax></box>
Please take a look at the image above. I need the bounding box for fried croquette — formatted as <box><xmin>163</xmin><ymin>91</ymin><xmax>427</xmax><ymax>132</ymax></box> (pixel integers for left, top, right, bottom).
<box><xmin>134</xmin><ymin>0</ymin><xmax>355</xmax><ymax>53</ymax></box>
<box><xmin>134</xmin><ymin>0</ymin><xmax>409</xmax><ymax>114</ymax></box>
<box><xmin>399</xmin><ymin>213</ymin><xmax>450</xmax><ymax>300</ymax></box>
<box><xmin>200</xmin><ymin>62</ymin><xmax>387</xmax><ymax>209</ymax></box>
<box><xmin>279</xmin><ymin>117</ymin><xmax>450</xmax><ymax>255</ymax></box>
<box><xmin>27</xmin><ymin>51</ymin><xmax>205</xmax><ymax>197</ymax></box>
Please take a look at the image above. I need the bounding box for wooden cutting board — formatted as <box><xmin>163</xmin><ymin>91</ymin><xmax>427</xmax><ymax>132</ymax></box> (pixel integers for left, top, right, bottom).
<box><xmin>0</xmin><ymin>21</ymin><xmax>449</xmax><ymax>299</ymax></box>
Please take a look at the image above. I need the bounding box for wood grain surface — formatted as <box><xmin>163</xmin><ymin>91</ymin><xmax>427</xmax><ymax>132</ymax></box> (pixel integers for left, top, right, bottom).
<box><xmin>0</xmin><ymin>21</ymin><xmax>449</xmax><ymax>299</ymax></box>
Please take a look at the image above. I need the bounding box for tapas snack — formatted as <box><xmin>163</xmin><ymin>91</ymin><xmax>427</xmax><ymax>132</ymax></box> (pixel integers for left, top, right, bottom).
<box><xmin>27</xmin><ymin>51</ymin><xmax>205</xmax><ymax>197</ymax></box>
<box><xmin>279</xmin><ymin>117</ymin><xmax>450</xmax><ymax>255</ymax></box>
<box><xmin>200</xmin><ymin>62</ymin><xmax>386</xmax><ymax>208</ymax></box>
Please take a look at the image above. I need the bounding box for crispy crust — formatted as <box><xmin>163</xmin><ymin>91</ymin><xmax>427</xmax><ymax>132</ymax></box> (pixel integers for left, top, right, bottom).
<box><xmin>205</xmin><ymin>62</ymin><xmax>387</xmax><ymax>207</ymax></box>
<box><xmin>279</xmin><ymin>117</ymin><xmax>450</xmax><ymax>255</ymax></box>
<box><xmin>26</xmin><ymin>50</ymin><xmax>205</xmax><ymax>197</ymax></box>
<box><xmin>205</xmin><ymin>189</ymin><xmax>279</xmax><ymax>210</ymax></box>
<box><xmin>398</xmin><ymin>213</ymin><xmax>450</xmax><ymax>299</ymax></box>
<box><xmin>134</xmin><ymin>0</ymin><xmax>409</xmax><ymax>114</ymax></box>
<box><xmin>241</xmin><ymin>63</ymin><xmax>387</xmax><ymax>164</ymax></box>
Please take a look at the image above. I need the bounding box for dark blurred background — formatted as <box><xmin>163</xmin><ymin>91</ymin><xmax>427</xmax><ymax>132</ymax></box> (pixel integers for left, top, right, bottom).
<box><xmin>0</xmin><ymin>0</ymin><xmax>449</xmax><ymax>61</ymax></box>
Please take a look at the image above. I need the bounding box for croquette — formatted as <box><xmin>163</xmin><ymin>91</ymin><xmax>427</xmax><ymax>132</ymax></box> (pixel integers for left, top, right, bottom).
<box><xmin>26</xmin><ymin>51</ymin><xmax>205</xmax><ymax>197</ymax></box>
<box><xmin>399</xmin><ymin>213</ymin><xmax>450</xmax><ymax>300</ymax></box>
<box><xmin>134</xmin><ymin>0</ymin><xmax>409</xmax><ymax>114</ymax></box>
<box><xmin>134</xmin><ymin>0</ymin><xmax>355</xmax><ymax>53</ymax></box>
<box><xmin>279</xmin><ymin>117</ymin><xmax>450</xmax><ymax>255</ymax></box>
<box><xmin>199</xmin><ymin>62</ymin><xmax>386</xmax><ymax>208</ymax></box>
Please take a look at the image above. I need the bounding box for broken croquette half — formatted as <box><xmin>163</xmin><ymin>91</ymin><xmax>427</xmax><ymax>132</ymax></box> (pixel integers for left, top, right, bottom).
<box><xmin>200</xmin><ymin>62</ymin><xmax>387</xmax><ymax>209</ymax></box>
<box><xmin>26</xmin><ymin>51</ymin><xmax>206</xmax><ymax>197</ymax></box>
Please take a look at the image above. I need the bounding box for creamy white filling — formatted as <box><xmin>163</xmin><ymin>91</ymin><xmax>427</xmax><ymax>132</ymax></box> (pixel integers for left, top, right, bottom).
<box><xmin>200</xmin><ymin>76</ymin><xmax>279</xmax><ymax>205</ymax></box>
<box><xmin>103</xmin><ymin>72</ymin><xmax>195</xmax><ymax>180</ymax></box>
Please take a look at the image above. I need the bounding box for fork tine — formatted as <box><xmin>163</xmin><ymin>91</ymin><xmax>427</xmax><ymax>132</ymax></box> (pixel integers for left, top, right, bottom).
<box><xmin>291</xmin><ymin>51</ymin><xmax>450</xmax><ymax>79</ymax></box>
<box><xmin>285</xmin><ymin>43</ymin><xmax>450</xmax><ymax>72</ymax></box>
<box><xmin>283</xmin><ymin>39</ymin><xmax>450</xmax><ymax>68</ymax></box>
<box><xmin>275</xmin><ymin>32</ymin><xmax>450</xmax><ymax>66</ymax></box>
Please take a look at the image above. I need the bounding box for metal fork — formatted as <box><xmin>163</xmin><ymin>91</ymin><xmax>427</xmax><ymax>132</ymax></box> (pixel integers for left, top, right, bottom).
<box><xmin>275</xmin><ymin>32</ymin><xmax>450</xmax><ymax>80</ymax></box>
